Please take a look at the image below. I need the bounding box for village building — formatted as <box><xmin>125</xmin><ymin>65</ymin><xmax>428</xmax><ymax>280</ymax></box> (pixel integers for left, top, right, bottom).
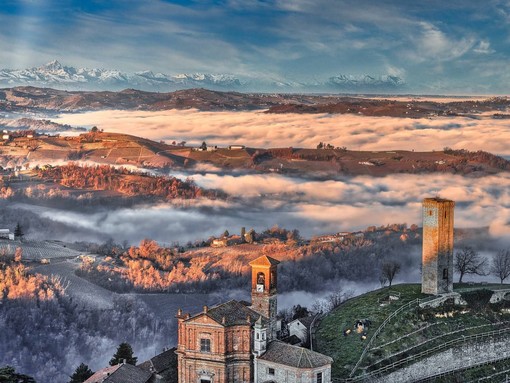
<box><xmin>287</xmin><ymin>316</ymin><xmax>315</xmax><ymax>346</ymax></box>
<box><xmin>176</xmin><ymin>255</ymin><xmax>333</xmax><ymax>383</ymax></box>
<box><xmin>254</xmin><ymin>340</ymin><xmax>332</xmax><ymax>383</ymax></box>
<box><xmin>0</xmin><ymin>229</ymin><xmax>15</xmax><ymax>240</ymax></box>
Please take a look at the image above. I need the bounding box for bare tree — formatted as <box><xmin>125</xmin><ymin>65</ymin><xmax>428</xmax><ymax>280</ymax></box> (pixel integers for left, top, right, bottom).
<box><xmin>491</xmin><ymin>249</ymin><xmax>510</xmax><ymax>284</ymax></box>
<box><xmin>381</xmin><ymin>261</ymin><xmax>401</xmax><ymax>287</ymax></box>
<box><xmin>454</xmin><ymin>247</ymin><xmax>487</xmax><ymax>283</ymax></box>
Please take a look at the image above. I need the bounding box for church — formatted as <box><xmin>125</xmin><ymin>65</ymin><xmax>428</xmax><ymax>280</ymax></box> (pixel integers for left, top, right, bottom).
<box><xmin>175</xmin><ymin>255</ymin><xmax>332</xmax><ymax>383</ymax></box>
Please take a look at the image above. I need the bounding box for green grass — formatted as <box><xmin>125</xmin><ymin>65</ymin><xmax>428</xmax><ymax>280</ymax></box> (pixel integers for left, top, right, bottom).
<box><xmin>315</xmin><ymin>283</ymin><xmax>510</xmax><ymax>380</ymax></box>
<box><xmin>315</xmin><ymin>283</ymin><xmax>428</xmax><ymax>378</ymax></box>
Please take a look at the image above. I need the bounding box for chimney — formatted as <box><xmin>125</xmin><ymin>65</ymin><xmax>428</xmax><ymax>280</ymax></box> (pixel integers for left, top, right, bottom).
<box><xmin>177</xmin><ymin>308</ymin><xmax>182</xmax><ymax>316</ymax></box>
<box><xmin>222</xmin><ymin>316</ymin><xmax>226</xmax><ymax>325</ymax></box>
<box><xmin>203</xmin><ymin>305</ymin><xmax>208</xmax><ymax>313</ymax></box>
<box><xmin>123</xmin><ymin>359</ymin><xmax>127</xmax><ymax>365</ymax></box>
<box><xmin>247</xmin><ymin>314</ymin><xmax>251</xmax><ymax>324</ymax></box>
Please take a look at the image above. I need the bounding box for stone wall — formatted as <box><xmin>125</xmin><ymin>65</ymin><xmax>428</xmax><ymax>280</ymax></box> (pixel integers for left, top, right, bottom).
<box><xmin>375</xmin><ymin>336</ymin><xmax>510</xmax><ymax>383</ymax></box>
<box><xmin>422</xmin><ymin>198</ymin><xmax>455</xmax><ymax>295</ymax></box>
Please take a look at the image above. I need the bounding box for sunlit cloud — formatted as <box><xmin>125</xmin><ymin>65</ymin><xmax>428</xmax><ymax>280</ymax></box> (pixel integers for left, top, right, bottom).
<box><xmin>54</xmin><ymin>110</ymin><xmax>510</xmax><ymax>156</ymax></box>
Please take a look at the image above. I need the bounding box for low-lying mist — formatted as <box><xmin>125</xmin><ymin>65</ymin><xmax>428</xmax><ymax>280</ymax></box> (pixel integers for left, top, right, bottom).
<box><xmin>54</xmin><ymin>109</ymin><xmax>510</xmax><ymax>156</ymax></box>
<box><xmin>10</xmin><ymin>171</ymin><xmax>510</xmax><ymax>246</ymax></box>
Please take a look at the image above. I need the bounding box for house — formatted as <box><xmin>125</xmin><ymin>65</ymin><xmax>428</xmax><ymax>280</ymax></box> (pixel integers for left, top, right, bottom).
<box><xmin>138</xmin><ymin>348</ymin><xmax>177</xmax><ymax>383</ymax></box>
<box><xmin>228</xmin><ymin>145</ymin><xmax>245</xmax><ymax>150</ymax></box>
<box><xmin>254</xmin><ymin>340</ymin><xmax>333</xmax><ymax>383</ymax></box>
<box><xmin>84</xmin><ymin>363</ymin><xmax>153</xmax><ymax>383</ymax></box>
<box><xmin>288</xmin><ymin>316</ymin><xmax>316</xmax><ymax>345</ymax></box>
<box><xmin>0</xmin><ymin>229</ymin><xmax>14</xmax><ymax>240</ymax></box>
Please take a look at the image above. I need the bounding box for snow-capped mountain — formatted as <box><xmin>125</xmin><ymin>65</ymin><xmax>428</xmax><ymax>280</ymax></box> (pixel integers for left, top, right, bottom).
<box><xmin>0</xmin><ymin>60</ymin><xmax>406</xmax><ymax>93</ymax></box>
<box><xmin>328</xmin><ymin>74</ymin><xmax>405</xmax><ymax>89</ymax></box>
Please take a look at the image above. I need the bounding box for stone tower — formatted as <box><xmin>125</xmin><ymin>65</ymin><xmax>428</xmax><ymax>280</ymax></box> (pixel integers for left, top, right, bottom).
<box><xmin>249</xmin><ymin>255</ymin><xmax>279</xmax><ymax>340</ymax></box>
<box><xmin>422</xmin><ymin>197</ymin><xmax>455</xmax><ymax>295</ymax></box>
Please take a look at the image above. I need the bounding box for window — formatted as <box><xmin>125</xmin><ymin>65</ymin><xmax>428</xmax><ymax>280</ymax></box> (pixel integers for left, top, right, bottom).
<box><xmin>443</xmin><ymin>268</ymin><xmax>448</xmax><ymax>280</ymax></box>
<box><xmin>268</xmin><ymin>368</ymin><xmax>275</xmax><ymax>375</ymax></box>
<box><xmin>200</xmin><ymin>338</ymin><xmax>211</xmax><ymax>353</ymax></box>
<box><xmin>316</xmin><ymin>372</ymin><xmax>323</xmax><ymax>383</ymax></box>
<box><xmin>257</xmin><ymin>272</ymin><xmax>265</xmax><ymax>285</ymax></box>
<box><xmin>429</xmin><ymin>210</ymin><xmax>433</xmax><ymax>216</ymax></box>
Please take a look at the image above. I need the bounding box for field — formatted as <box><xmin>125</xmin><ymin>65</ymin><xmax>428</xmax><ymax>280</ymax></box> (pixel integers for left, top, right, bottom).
<box><xmin>0</xmin><ymin>130</ymin><xmax>507</xmax><ymax>178</ymax></box>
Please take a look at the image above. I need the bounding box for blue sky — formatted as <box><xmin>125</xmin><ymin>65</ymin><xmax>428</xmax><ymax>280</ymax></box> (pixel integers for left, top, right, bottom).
<box><xmin>1</xmin><ymin>0</ymin><xmax>510</xmax><ymax>93</ymax></box>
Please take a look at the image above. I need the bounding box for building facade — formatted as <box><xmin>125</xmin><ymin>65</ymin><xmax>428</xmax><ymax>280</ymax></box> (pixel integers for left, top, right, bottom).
<box><xmin>176</xmin><ymin>255</ymin><xmax>332</xmax><ymax>383</ymax></box>
<box><xmin>422</xmin><ymin>197</ymin><xmax>455</xmax><ymax>295</ymax></box>
<box><xmin>254</xmin><ymin>340</ymin><xmax>332</xmax><ymax>383</ymax></box>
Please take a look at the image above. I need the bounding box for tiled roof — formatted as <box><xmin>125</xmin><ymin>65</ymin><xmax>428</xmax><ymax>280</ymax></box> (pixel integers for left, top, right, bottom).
<box><xmin>249</xmin><ymin>255</ymin><xmax>280</xmax><ymax>267</ymax></box>
<box><xmin>138</xmin><ymin>348</ymin><xmax>176</xmax><ymax>374</ymax></box>
<box><xmin>258</xmin><ymin>341</ymin><xmax>333</xmax><ymax>369</ymax></box>
<box><xmin>84</xmin><ymin>363</ymin><xmax>152</xmax><ymax>383</ymax></box>
<box><xmin>204</xmin><ymin>300</ymin><xmax>267</xmax><ymax>327</ymax></box>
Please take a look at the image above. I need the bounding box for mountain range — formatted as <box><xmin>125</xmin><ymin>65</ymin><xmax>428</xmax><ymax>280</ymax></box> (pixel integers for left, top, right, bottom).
<box><xmin>0</xmin><ymin>60</ymin><xmax>405</xmax><ymax>93</ymax></box>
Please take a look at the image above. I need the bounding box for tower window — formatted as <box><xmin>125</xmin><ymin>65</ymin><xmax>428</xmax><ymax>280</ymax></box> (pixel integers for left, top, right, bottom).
<box><xmin>317</xmin><ymin>372</ymin><xmax>323</xmax><ymax>383</ymax></box>
<box><xmin>257</xmin><ymin>272</ymin><xmax>265</xmax><ymax>285</ymax></box>
<box><xmin>429</xmin><ymin>210</ymin><xmax>433</xmax><ymax>216</ymax></box>
<box><xmin>268</xmin><ymin>368</ymin><xmax>275</xmax><ymax>375</ymax></box>
<box><xmin>200</xmin><ymin>338</ymin><xmax>211</xmax><ymax>353</ymax></box>
<box><xmin>443</xmin><ymin>268</ymin><xmax>448</xmax><ymax>280</ymax></box>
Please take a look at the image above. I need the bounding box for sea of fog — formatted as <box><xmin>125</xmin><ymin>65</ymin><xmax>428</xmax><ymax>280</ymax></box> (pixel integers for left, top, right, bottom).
<box><xmin>53</xmin><ymin>109</ymin><xmax>510</xmax><ymax>156</ymax></box>
<box><xmin>11</xmin><ymin>171</ymin><xmax>510</xmax><ymax>247</ymax></box>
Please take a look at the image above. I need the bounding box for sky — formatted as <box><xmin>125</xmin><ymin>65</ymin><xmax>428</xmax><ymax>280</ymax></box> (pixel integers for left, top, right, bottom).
<box><xmin>1</xmin><ymin>0</ymin><xmax>510</xmax><ymax>93</ymax></box>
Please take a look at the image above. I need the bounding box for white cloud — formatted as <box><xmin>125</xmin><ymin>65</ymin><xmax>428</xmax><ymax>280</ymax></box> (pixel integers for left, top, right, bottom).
<box><xmin>473</xmin><ymin>40</ymin><xmax>495</xmax><ymax>54</ymax></box>
<box><xmin>53</xmin><ymin>109</ymin><xmax>510</xmax><ymax>156</ymax></box>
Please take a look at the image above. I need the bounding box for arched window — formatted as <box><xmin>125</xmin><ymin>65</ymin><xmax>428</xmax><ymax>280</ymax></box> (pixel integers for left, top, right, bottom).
<box><xmin>257</xmin><ymin>272</ymin><xmax>265</xmax><ymax>285</ymax></box>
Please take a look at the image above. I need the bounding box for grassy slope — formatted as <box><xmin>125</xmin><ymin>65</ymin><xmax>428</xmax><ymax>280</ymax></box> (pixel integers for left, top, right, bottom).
<box><xmin>316</xmin><ymin>284</ymin><xmax>428</xmax><ymax>378</ymax></box>
<box><xmin>316</xmin><ymin>283</ymin><xmax>510</xmax><ymax>379</ymax></box>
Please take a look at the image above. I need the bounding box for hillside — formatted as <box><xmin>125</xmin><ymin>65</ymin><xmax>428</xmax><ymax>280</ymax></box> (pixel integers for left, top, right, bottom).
<box><xmin>1</xmin><ymin>86</ymin><xmax>510</xmax><ymax>118</ymax></box>
<box><xmin>0</xmin><ymin>131</ymin><xmax>508</xmax><ymax>177</ymax></box>
<box><xmin>315</xmin><ymin>283</ymin><xmax>510</xmax><ymax>382</ymax></box>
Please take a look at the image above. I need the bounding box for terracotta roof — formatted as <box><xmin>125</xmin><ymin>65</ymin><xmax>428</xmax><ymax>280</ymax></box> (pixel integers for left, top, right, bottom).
<box><xmin>138</xmin><ymin>347</ymin><xmax>176</xmax><ymax>374</ymax></box>
<box><xmin>249</xmin><ymin>255</ymin><xmax>280</xmax><ymax>267</ymax></box>
<box><xmin>84</xmin><ymin>363</ymin><xmax>152</xmax><ymax>383</ymax></box>
<box><xmin>204</xmin><ymin>300</ymin><xmax>267</xmax><ymax>327</ymax></box>
<box><xmin>258</xmin><ymin>341</ymin><xmax>333</xmax><ymax>369</ymax></box>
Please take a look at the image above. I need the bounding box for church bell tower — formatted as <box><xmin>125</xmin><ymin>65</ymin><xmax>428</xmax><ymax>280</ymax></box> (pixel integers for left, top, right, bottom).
<box><xmin>249</xmin><ymin>255</ymin><xmax>280</xmax><ymax>340</ymax></box>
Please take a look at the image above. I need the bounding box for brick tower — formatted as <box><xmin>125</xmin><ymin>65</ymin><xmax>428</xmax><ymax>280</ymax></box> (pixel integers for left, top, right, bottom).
<box><xmin>249</xmin><ymin>255</ymin><xmax>279</xmax><ymax>340</ymax></box>
<box><xmin>422</xmin><ymin>197</ymin><xmax>455</xmax><ymax>295</ymax></box>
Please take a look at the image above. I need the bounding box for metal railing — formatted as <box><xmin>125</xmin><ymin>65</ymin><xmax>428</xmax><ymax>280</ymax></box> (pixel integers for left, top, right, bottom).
<box><xmin>349</xmin><ymin>298</ymin><xmax>423</xmax><ymax>377</ymax></box>
<box><xmin>334</xmin><ymin>327</ymin><xmax>510</xmax><ymax>383</ymax></box>
<box><xmin>412</xmin><ymin>355</ymin><xmax>510</xmax><ymax>383</ymax></box>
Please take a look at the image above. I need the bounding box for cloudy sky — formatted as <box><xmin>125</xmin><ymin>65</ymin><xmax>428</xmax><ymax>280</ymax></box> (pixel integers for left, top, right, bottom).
<box><xmin>1</xmin><ymin>0</ymin><xmax>510</xmax><ymax>93</ymax></box>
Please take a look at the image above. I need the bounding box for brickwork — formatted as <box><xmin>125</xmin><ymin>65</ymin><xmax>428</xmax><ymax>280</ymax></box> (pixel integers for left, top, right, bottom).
<box><xmin>176</xmin><ymin>312</ymin><xmax>253</xmax><ymax>383</ymax></box>
<box><xmin>422</xmin><ymin>198</ymin><xmax>455</xmax><ymax>295</ymax></box>
<box><xmin>250</xmin><ymin>256</ymin><xmax>279</xmax><ymax>340</ymax></box>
